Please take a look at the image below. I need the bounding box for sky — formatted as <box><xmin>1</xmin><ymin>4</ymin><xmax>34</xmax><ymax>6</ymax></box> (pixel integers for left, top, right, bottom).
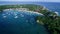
<box><xmin>0</xmin><ymin>0</ymin><xmax>60</xmax><ymax>2</ymax></box>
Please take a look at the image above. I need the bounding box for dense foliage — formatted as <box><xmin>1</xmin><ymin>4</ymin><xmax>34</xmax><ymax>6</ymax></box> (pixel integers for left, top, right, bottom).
<box><xmin>37</xmin><ymin>9</ymin><xmax>60</xmax><ymax>34</ymax></box>
<box><xmin>0</xmin><ymin>4</ymin><xmax>43</xmax><ymax>11</ymax></box>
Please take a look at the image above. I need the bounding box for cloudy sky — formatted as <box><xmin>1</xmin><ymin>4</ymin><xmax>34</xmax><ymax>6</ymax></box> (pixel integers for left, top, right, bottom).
<box><xmin>0</xmin><ymin>0</ymin><xmax>60</xmax><ymax>2</ymax></box>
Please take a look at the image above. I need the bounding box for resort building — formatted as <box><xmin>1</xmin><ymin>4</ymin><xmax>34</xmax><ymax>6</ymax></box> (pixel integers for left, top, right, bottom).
<box><xmin>16</xmin><ymin>8</ymin><xmax>29</xmax><ymax>11</ymax></box>
<box><xmin>3</xmin><ymin>8</ymin><xmax>29</xmax><ymax>11</ymax></box>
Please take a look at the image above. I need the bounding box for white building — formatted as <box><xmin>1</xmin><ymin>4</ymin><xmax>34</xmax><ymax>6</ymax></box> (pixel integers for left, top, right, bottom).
<box><xmin>16</xmin><ymin>8</ymin><xmax>29</xmax><ymax>11</ymax></box>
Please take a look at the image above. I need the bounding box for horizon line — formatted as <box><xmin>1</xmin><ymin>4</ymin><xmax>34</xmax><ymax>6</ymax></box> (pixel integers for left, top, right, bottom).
<box><xmin>0</xmin><ymin>1</ymin><xmax>60</xmax><ymax>3</ymax></box>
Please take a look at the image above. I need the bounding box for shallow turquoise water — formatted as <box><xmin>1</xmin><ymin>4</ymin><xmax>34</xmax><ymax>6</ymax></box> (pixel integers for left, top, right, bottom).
<box><xmin>0</xmin><ymin>10</ymin><xmax>49</xmax><ymax>34</ymax></box>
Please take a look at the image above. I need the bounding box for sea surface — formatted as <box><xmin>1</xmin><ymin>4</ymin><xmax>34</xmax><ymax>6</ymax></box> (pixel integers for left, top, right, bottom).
<box><xmin>0</xmin><ymin>9</ymin><xmax>48</xmax><ymax>34</ymax></box>
<box><xmin>0</xmin><ymin>2</ymin><xmax>60</xmax><ymax>34</ymax></box>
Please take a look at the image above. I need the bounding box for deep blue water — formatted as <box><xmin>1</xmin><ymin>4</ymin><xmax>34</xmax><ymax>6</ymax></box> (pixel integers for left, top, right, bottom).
<box><xmin>0</xmin><ymin>2</ymin><xmax>60</xmax><ymax>34</ymax></box>
<box><xmin>0</xmin><ymin>10</ymin><xmax>48</xmax><ymax>34</ymax></box>
<box><xmin>37</xmin><ymin>2</ymin><xmax>60</xmax><ymax>14</ymax></box>
<box><xmin>0</xmin><ymin>2</ymin><xmax>60</xmax><ymax>14</ymax></box>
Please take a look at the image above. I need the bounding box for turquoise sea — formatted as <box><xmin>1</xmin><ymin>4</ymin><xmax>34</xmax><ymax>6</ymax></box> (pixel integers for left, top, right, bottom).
<box><xmin>0</xmin><ymin>9</ymin><xmax>49</xmax><ymax>34</ymax></box>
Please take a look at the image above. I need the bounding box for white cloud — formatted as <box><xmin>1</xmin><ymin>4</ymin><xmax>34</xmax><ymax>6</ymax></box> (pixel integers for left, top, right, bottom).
<box><xmin>0</xmin><ymin>0</ymin><xmax>41</xmax><ymax>1</ymax></box>
<box><xmin>0</xmin><ymin>0</ymin><xmax>60</xmax><ymax>2</ymax></box>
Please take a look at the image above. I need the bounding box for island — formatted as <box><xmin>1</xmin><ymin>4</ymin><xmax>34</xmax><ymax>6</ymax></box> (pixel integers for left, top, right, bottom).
<box><xmin>0</xmin><ymin>4</ymin><xmax>60</xmax><ymax>34</ymax></box>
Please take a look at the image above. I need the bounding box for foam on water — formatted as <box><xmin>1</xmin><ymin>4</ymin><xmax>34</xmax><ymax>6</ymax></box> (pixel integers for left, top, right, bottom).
<box><xmin>0</xmin><ymin>9</ymin><xmax>49</xmax><ymax>34</ymax></box>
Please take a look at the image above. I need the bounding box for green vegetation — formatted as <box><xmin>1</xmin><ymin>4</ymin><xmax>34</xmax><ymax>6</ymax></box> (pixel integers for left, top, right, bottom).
<box><xmin>37</xmin><ymin>8</ymin><xmax>60</xmax><ymax>34</ymax></box>
<box><xmin>0</xmin><ymin>4</ymin><xmax>43</xmax><ymax>11</ymax></box>
<box><xmin>0</xmin><ymin>4</ymin><xmax>60</xmax><ymax>34</ymax></box>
